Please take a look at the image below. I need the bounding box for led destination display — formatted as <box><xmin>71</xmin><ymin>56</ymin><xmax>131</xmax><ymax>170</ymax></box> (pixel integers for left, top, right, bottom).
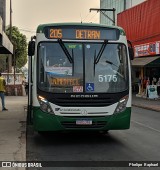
<box><xmin>44</xmin><ymin>27</ymin><xmax>119</xmax><ymax>40</ymax></box>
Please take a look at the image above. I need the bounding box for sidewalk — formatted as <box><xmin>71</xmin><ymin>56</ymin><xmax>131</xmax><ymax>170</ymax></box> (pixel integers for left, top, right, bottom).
<box><xmin>0</xmin><ymin>96</ymin><xmax>27</xmax><ymax>169</ymax></box>
<box><xmin>132</xmin><ymin>94</ymin><xmax>160</xmax><ymax>112</ymax></box>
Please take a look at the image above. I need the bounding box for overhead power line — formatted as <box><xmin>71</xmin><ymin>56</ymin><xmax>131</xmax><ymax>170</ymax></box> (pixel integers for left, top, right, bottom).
<box><xmin>82</xmin><ymin>12</ymin><xmax>91</xmax><ymax>22</ymax></box>
<box><xmin>90</xmin><ymin>8</ymin><xmax>116</xmax><ymax>25</ymax></box>
<box><xmin>19</xmin><ymin>28</ymin><xmax>36</xmax><ymax>33</ymax></box>
<box><xmin>87</xmin><ymin>12</ymin><xmax>98</xmax><ymax>23</ymax></box>
<box><xmin>82</xmin><ymin>11</ymin><xmax>99</xmax><ymax>23</ymax></box>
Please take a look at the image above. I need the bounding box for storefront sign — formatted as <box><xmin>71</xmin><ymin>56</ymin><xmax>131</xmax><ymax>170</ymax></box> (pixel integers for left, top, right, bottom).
<box><xmin>147</xmin><ymin>85</ymin><xmax>158</xmax><ymax>99</ymax></box>
<box><xmin>134</xmin><ymin>41</ymin><xmax>160</xmax><ymax>57</ymax></box>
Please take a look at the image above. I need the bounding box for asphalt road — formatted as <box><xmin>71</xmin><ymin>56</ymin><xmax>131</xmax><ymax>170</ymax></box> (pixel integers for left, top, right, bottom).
<box><xmin>26</xmin><ymin>107</ymin><xmax>160</xmax><ymax>170</ymax></box>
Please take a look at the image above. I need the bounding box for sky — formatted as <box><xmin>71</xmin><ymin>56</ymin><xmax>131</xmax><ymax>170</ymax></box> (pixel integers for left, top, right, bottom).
<box><xmin>6</xmin><ymin>0</ymin><xmax>100</xmax><ymax>39</ymax></box>
<box><xmin>6</xmin><ymin>0</ymin><xmax>145</xmax><ymax>40</ymax></box>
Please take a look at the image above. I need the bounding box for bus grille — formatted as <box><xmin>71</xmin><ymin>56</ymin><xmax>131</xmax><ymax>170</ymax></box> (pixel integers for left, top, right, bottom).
<box><xmin>54</xmin><ymin>98</ymin><xmax>115</xmax><ymax>107</ymax></box>
<box><xmin>61</xmin><ymin>121</ymin><xmax>106</xmax><ymax>129</ymax></box>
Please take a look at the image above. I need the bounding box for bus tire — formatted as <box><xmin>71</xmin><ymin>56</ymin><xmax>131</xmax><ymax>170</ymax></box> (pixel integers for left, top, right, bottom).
<box><xmin>100</xmin><ymin>130</ymin><xmax>109</xmax><ymax>135</ymax></box>
<box><xmin>38</xmin><ymin>131</ymin><xmax>46</xmax><ymax>135</ymax></box>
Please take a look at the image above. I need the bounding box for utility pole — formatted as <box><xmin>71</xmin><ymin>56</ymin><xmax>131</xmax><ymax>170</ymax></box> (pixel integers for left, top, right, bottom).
<box><xmin>90</xmin><ymin>8</ymin><xmax>116</xmax><ymax>25</ymax></box>
<box><xmin>7</xmin><ymin>0</ymin><xmax>12</xmax><ymax>92</ymax></box>
<box><xmin>9</xmin><ymin>0</ymin><xmax>17</xmax><ymax>95</ymax></box>
<box><xmin>13</xmin><ymin>46</ymin><xmax>17</xmax><ymax>95</ymax></box>
<box><xmin>124</xmin><ymin>0</ymin><xmax>126</xmax><ymax>10</ymax></box>
<box><xmin>9</xmin><ymin>0</ymin><xmax>12</xmax><ymax>40</ymax></box>
<box><xmin>9</xmin><ymin>0</ymin><xmax>12</xmax><ymax>73</ymax></box>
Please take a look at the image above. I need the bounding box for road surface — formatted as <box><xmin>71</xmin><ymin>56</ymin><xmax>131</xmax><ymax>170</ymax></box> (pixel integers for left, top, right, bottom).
<box><xmin>26</xmin><ymin>106</ymin><xmax>160</xmax><ymax>170</ymax></box>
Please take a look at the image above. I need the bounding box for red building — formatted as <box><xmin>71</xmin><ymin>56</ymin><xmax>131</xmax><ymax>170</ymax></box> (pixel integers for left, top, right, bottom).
<box><xmin>117</xmin><ymin>0</ymin><xmax>160</xmax><ymax>95</ymax></box>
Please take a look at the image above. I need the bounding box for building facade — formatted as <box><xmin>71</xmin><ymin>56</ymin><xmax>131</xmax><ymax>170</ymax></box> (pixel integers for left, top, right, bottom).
<box><xmin>117</xmin><ymin>0</ymin><xmax>160</xmax><ymax>97</ymax></box>
<box><xmin>100</xmin><ymin>0</ymin><xmax>145</xmax><ymax>25</ymax></box>
<box><xmin>0</xmin><ymin>0</ymin><xmax>6</xmax><ymax>30</ymax></box>
<box><xmin>0</xmin><ymin>0</ymin><xmax>13</xmax><ymax>54</ymax></box>
<box><xmin>0</xmin><ymin>0</ymin><xmax>13</xmax><ymax>72</ymax></box>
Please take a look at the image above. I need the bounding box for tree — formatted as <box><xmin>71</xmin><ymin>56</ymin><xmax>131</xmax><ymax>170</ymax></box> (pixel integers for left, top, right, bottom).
<box><xmin>5</xmin><ymin>26</ymin><xmax>27</xmax><ymax>71</ymax></box>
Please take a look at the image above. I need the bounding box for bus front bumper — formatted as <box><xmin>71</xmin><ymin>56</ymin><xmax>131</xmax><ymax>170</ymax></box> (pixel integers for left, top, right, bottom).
<box><xmin>33</xmin><ymin>107</ymin><xmax>131</xmax><ymax>132</ymax></box>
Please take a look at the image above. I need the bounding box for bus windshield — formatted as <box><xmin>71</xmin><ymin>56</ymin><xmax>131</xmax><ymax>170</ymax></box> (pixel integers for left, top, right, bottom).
<box><xmin>38</xmin><ymin>42</ymin><xmax>129</xmax><ymax>93</ymax></box>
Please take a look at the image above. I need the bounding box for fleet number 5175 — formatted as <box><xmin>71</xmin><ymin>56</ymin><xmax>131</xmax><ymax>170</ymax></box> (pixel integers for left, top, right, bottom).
<box><xmin>98</xmin><ymin>75</ymin><xmax>117</xmax><ymax>82</ymax></box>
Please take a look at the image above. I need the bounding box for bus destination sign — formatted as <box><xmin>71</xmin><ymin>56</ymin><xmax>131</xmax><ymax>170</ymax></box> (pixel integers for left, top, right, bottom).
<box><xmin>44</xmin><ymin>27</ymin><xmax>119</xmax><ymax>40</ymax></box>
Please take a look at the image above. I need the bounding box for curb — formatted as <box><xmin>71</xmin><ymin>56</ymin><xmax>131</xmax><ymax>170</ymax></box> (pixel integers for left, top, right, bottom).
<box><xmin>132</xmin><ymin>104</ymin><xmax>160</xmax><ymax>112</ymax></box>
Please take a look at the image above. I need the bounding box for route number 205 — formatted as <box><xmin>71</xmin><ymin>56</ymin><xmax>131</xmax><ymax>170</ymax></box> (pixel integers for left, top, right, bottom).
<box><xmin>98</xmin><ymin>75</ymin><xmax>117</xmax><ymax>82</ymax></box>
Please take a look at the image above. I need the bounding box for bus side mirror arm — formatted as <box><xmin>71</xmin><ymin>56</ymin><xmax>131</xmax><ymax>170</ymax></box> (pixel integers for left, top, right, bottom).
<box><xmin>127</xmin><ymin>40</ymin><xmax>134</xmax><ymax>60</ymax></box>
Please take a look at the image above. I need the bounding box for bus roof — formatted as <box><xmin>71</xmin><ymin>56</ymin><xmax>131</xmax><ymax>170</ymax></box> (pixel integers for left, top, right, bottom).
<box><xmin>36</xmin><ymin>22</ymin><xmax>125</xmax><ymax>35</ymax></box>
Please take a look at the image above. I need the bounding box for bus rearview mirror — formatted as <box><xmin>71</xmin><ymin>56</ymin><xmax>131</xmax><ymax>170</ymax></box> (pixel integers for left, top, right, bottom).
<box><xmin>28</xmin><ymin>41</ymin><xmax>35</xmax><ymax>56</ymax></box>
<box><xmin>128</xmin><ymin>47</ymin><xmax>134</xmax><ymax>60</ymax></box>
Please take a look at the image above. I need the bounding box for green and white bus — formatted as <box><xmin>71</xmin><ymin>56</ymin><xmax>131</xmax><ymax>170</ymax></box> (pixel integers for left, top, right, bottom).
<box><xmin>28</xmin><ymin>23</ymin><xmax>134</xmax><ymax>133</ymax></box>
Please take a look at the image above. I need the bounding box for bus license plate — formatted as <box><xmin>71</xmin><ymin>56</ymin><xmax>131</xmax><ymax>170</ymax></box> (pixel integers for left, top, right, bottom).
<box><xmin>76</xmin><ymin>120</ymin><xmax>92</xmax><ymax>125</ymax></box>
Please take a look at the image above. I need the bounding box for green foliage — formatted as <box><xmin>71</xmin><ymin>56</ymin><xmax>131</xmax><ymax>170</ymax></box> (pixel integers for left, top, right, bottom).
<box><xmin>0</xmin><ymin>54</ymin><xmax>7</xmax><ymax>72</ymax></box>
<box><xmin>5</xmin><ymin>26</ymin><xmax>27</xmax><ymax>70</ymax></box>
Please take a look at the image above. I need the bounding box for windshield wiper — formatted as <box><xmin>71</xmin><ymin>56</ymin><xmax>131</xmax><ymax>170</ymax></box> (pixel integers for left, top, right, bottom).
<box><xmin>58</xmin><ymin>39</ymin><xmax>74</xmax><ymax>63</ymax></box>
<box><xmin>94</xmin><ymin>40</ymin><xmax>108</xmax><ymax>64</ymax></box>
<box><xmin>105</xmin><ymin>60</ymin><xmax>124</xmax><ymax>78</ymax></box>
<box><xmin>105</xmin><ymin>60</ymin><xmax>119</xmax><ymax>68</ymax></box>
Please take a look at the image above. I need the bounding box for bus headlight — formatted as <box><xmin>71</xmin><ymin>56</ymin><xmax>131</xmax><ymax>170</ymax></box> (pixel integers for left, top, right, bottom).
<box><xmin>114</xmin><ymin>95</ymin><xmax>128</xmax><ymax>114</ymax></box>
<box><xmin>38</xmin><ymin>95</ymin><xmax>54</xmax><ymax>114</ymax></box>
